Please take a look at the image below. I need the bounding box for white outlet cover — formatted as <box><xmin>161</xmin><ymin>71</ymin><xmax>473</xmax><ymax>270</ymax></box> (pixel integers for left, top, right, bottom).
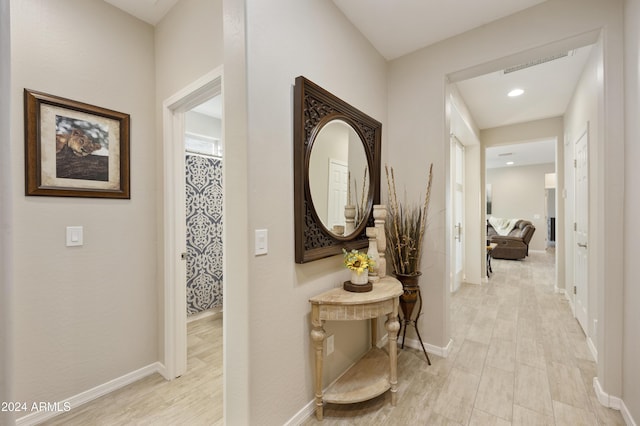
<box><xmin>326</xmin><ymin>335</ymin><xmax>334</xmax><ymax>355</ymax></box>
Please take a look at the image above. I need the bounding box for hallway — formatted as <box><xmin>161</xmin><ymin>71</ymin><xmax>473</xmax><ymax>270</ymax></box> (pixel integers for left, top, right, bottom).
<box><xmin>305</xmin><ymin>251</ymin><xmax>625</xmax><ymax>425</ymax></box>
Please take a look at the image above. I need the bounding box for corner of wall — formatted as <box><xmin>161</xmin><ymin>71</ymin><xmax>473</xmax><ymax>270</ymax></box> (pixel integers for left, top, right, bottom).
<box><xmin>0</xmin><ymin>0</ymin><xmax>13</xmax><ymax>422</ymax></box>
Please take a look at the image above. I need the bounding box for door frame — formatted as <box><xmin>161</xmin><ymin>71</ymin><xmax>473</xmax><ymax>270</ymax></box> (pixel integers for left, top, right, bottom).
<box><xmin>573</xmin><ymin>124</ymin><xmax>589</xmax><ymax>336</ymax></box>
<box><xmin>162</xmin><ymin>67</ymin><xmax>223</xmax><ymax>379</ymax></box>
<box><xmin>450</xmin><ymin>135</ymin><xmax>465</xmax><ymax>292</ymax></box>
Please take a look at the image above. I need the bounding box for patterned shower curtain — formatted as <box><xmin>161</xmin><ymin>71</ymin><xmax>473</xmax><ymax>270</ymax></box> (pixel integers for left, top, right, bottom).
<box><xmin>185</xmin><ymin>154</ymin><xmax>223</xmax><ymax>315</ymax></box>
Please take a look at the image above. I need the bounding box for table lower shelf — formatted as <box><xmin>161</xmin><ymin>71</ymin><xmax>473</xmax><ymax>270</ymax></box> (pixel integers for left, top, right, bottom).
<box><xmin>323</xmin><ymin>347</ymin><xmax>390</xmax><ymax>404</ymax></box>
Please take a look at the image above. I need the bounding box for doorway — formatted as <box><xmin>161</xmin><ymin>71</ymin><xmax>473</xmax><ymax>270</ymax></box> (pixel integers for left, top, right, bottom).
<box><xmin>574</xmin><ymin>125</ymin><xmax>589</xmax><ymax>334</ymax></box>
<box><xmin>162</xmin><ymin>68</ymin><xmax>223</xmax><ymax>380</ymax></box>
<box><xmin>184</xmin><ymin>97</ymin><xmax>224</xmax><ymax>322</ymax></box>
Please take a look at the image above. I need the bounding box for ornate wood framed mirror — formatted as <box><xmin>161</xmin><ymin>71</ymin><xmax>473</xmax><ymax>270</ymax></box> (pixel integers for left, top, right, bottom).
<box><xmin>294</xmin><ymin>76</ymin><xmax>381</xmax><ymax>263</ymax></box>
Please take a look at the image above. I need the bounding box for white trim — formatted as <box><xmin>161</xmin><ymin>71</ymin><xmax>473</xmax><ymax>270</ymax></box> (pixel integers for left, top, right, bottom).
<box><xmin>554</xmin><ymin>286</ymin><xmax>565</xmax><ymax>294</ymax></box>
<box><xmin>162</xmin><ymin>67</ymin><xmax>223</xmax><ymax>380</ymax></box>
<box><xmin>284</xmin><ymin>398</ymin><xmax>316</xmax><ymax>426</ymax></box>
<box><xmin>15</xmin><ymin>363</ymin><xmax>162</xmax><ymax>426</ymax></box>
<box><xmin>621</xmin><ymin>399</ymin><xmax>638</xmax><ymax>426</ymax></box>
<box><xmin>187</xmin><ymin>307</ymin><xmax>223</xmax><ymax>323</ymax></box>
<box><xmin>587</xmin><ymin>336</ymin><xmax>598</xmax><ymax>363</ymax></box>
<box><xmin>593</xmin><ymin>377</ymin><xmax>622</xmax><ymax>411</ymax></box>
<box><xmin>564</xmin><ymin>289</ymin><xmax>576</xmax><ymax>316</ymax></box>
<box><xmin>399</xmin><ymin>336</ymin><xmax>453</xmax><ymax>358</ymax></box>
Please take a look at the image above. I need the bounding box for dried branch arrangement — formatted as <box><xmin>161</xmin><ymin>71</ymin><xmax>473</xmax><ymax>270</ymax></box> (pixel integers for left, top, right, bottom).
<box><xmin>385</xmin><ymin>163</ymin><xmax>434</xmax><ymax>275</ymax></box>
<box><xmin>348</xmin><ymin>166</ymin><xmax>369</xmax><ymax>224</ymax></box>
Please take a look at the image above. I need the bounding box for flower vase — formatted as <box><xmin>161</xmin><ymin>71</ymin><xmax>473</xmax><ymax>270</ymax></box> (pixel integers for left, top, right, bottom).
<box><xmin>351</xmin><ymin>269</ymin><xmax>369</xmax><ymax>284</ymax></box>
<box><xmin>394</xmin><ymin>272</ymin><xmax>422</xmax><ymax>320</ymax></box>
<box><xmin>344</xmin><ymin>269</ymin><xmax>372</xmax><ymax>293</ymax></box>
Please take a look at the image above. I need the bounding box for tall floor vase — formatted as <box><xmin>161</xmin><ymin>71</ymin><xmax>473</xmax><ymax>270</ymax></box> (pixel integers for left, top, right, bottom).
<box><xmin>394</xmin><ymin>272</ymin><xmax>431</xmax><ymax>364</ymax></box>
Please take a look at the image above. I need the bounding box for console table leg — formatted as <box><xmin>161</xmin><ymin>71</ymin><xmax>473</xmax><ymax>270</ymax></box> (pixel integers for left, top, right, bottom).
<box><xmin>386</xmin><ymin>312</ymin><xmax>400</xmax><ymax>406</ymax></box>
<box><xmin>310</xmin><ymin>315</ymin><xmax>326</xmax><ymax>420</ymax></box>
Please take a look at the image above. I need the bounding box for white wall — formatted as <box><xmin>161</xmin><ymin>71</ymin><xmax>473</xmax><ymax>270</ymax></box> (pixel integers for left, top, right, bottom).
<box><xmin>238</xmin><ymin>1</ymin><xmax>387</xmax><ymax>423</ymax></box>
<box><xmin>10</xmin><ymin>0</ymin><xmax>157</xmax><ymax>410</ymax></box>
<box><xmin>387</xmin><ymin>0</ymin><xmax>623</xmax><ymax>399</ymax></box>
<box><xmin>486</xmin><ymin>163</ymin><xmax>555</xmax><ymax>251</ymax></box>
<box><xmin>623</xmin><ymin>0</ymin><xmax>640</xmax><ymax>422</ymax></box>
<box><xmin>1</xmin><ymin>0</ymin><xmax>13</xmax><ymax>424</ymax></box>
<box><xmin>185</xmin><ymin>110</ymin><xmax>222</xmax><ymax>140</ymax></box>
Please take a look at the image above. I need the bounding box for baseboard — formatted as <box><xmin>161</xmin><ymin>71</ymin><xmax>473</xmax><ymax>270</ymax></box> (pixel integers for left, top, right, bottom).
<box><xmin>286</xmin><ymin>336</ymin><xmax>452</xmax><ymax>425</ymax></box>
<box><xmin>586</xmin><ymin>336</ymin><xmax>598</xmax><ymax>363</ymax></box>
<box><xmin>593</xmin><ymin>377</ymin><xmax>622</xmax><ymax>411</ymax></box>
<box><xmin>16</xmin><ymin>362</ymin><xmax>162</xmax><ymax>426</ymax></box>
<box><xmin>399</xmin><ymin>336</ymin><xmax>453</xmax><ymax>358</ymax></box>
<box><xmin>621</xmin><ymin>398</ymin><xmax>638</xmax><ymax>426</ymax></box>
<box><xmin>187</xmin><ymin>307</ymin><xmax>223</xmax><ymax>323</ymax></box>
<box><xmin>284</xmin><ymin>398</ymin><xmax>316</xmax><ymax>426</ymax></box>
<box><xmin>564</xmin><ymin>291</ymin><xmax>575</xmax><ymax>315</ymax></box>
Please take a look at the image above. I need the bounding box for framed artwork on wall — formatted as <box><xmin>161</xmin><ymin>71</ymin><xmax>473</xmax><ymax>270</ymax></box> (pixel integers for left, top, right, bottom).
<box><xmin>24</xmin><ymin>89</ymin><xmax>130</xmax><ymax>199</ymax></box>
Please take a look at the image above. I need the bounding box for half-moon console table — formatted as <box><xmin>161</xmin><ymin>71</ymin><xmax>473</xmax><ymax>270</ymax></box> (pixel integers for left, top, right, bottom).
<box><xmin>309</xmin><ymin>277</ymin><xmax>403</xmax><ymax>421</ymax></box>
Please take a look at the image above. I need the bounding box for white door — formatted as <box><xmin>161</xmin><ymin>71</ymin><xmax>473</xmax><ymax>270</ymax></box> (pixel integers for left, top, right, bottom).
<box><xmin>327</xmin><ymin>159</ymin><xmax>348</xmax><ymax>231</ymax></box>
<box><xmin>574</xmin><ymin>129</ymin><xmax>589</xmax><ymax>333</ymax></box>
<box><xmin>451</xmin><ymin>138</ymin><xmax>464</xmax><ymax>292</ymax></box>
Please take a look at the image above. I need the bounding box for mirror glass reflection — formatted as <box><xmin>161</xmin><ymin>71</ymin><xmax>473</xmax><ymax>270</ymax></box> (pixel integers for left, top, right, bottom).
<box><xmin>308</xmin><ymin>119</ymin><xmax>369</xmax><ymax>237</ymax></box>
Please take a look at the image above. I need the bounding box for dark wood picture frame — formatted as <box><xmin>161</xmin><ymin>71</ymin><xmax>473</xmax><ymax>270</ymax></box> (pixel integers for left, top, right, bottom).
<box><xmin>293</xmin><ymin>76</ymin><xmax>382</xmax><ymax>263</ymax></box>
<box><xmin>24</xmin><ymin>89</ymin><xmax>130</xmax><ymax>199</ymax></box>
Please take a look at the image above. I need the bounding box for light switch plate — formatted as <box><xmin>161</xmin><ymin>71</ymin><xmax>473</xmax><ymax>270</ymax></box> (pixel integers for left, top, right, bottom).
<box><xmin>66</xmin><ymin>226</ymin><xmax>83</xmax><ymax>247</ymax></box>
<box><xmin>255</xmin><ymin>229</ymin><xmax>268</xmax><ymax>255</ymax></box>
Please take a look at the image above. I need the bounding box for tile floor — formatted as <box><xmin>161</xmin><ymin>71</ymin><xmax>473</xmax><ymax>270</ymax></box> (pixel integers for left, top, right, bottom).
<box><xmin>38</xmin><ymin>250</ymin><xmax>626</xmax><ymax>425</ymax></box>
<box><xmin>39</xmin><ymin>315</ymin><xmax>223</xmax><ymax>426</ymax></box>
<box><xmin>303</xmin><ymin>250</ymin><xmax>626</xmax><ymax>425</ymax></box>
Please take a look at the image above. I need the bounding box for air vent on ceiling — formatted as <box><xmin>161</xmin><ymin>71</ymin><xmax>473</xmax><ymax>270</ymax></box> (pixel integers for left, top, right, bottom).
<box><xmin>498</xmin><ymin>152</ymin><xmax>513</xmax><ymax>157</ymax></box>
<box><xmin>503</xmin><ymin>50</ymin><xmax>575</xmax><ymax>74</ymax></box>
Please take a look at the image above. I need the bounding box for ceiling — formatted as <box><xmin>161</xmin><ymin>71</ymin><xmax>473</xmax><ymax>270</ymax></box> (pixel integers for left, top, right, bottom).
<box><xmin>486</xmin><ymin>139</ymin><xmax>556</xmax><ymax>170</ymax></box>
<box><xmin>454</xmin><ymin>46</ymin><xmax>592</xmax><ymax>130</ymax></box>
<box><xmin>331</xmin><ymin>0</ymin><xmax>548</xmax><ymax>60</ymax></box>
<box><xmin>103</xmin><ymin>0</ymin><xmax>179</xmax><ymax>25</ymax></box>
<box><xmin>105</xmin><ymin>0</ymin><xmax>588</xmax><ymax>166</ymax></box>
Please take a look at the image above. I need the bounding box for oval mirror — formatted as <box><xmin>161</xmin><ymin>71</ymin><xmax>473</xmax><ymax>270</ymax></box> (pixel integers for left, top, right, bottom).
<box><xmin>308</xmin><ymin>119</ymin><xmax>369</xmax><ymax>237</ymax></box>
<box><xmin>294</xmin><ymin>76</ymin><xmax>381</xmax><ymax>263</ymax></box>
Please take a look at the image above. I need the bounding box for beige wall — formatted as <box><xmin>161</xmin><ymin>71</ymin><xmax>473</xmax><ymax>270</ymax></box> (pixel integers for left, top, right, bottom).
<box><xmin>624</xmin><ymin>0</ymin><xmax>640</xmax><ymax>421</ymax></box>
<box><xmin>486</xmin><ymin>163</ymin><xmax>556</xmax><ymax>251</ymax></box>
<box><xmin>10</xmin><ymin>0</ymin><xmax>157</xmax><ymax>408</ymax></box>
<box><xmin>155</xmin><ymin>0</ymin><xmax>223</xmax><ymax>104</ymax></box>
<box><xmin>387</xmin><ymin>0</ymin><xmax>623</xmax><ymax>401</ymax></box>
<box><xmin>154</xmin><ymin>0</ymin><xmax>223</xmax><ymax>374</ymax></box>
<box><xmin>238</xmin><ymin>0</ymin><xmax>387</xmax><ymax>423</ymax></box>
<box><xmin>1</xmin><ymin>0</ymin><xmax>13</xmax><ymax>424</ymax></box>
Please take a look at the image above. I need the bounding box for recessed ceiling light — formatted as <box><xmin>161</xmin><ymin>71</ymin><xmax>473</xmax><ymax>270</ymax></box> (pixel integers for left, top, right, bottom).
<box><xmin>508</xmin><ymin>88</ymin><xmax>524</xmax><ymax>97</ymax></box>
<box><xmin>506</xmin><ymin>161</ymin><xmax>515</xmax><ymax>165</ymax></box>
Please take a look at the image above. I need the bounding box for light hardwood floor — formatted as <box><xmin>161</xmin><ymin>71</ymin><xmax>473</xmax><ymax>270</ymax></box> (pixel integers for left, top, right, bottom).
<box><xmin>39</xmin><ymin>251</ymin><xmax>625</xmax><ymax>425</ymax></box>
<box><xmin>40</xmin><ymin>315</ymin><xmax>223</xmax><ymax>426</ymax></box>
<box><xmin>303</xmin><ymin>251</ymin><xmax>625</xmax><ymax>425</ymax></box>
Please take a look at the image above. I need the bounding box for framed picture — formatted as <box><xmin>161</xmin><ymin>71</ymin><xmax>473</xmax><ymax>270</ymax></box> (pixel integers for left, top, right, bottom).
<box><xmin>24</xmin><ymin>89</ymin><xmax>130</xmax><ymax>198</ymax></box>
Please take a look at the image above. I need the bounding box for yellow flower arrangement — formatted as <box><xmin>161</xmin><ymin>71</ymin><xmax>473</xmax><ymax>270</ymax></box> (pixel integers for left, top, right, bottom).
<box><xmin>342</xmin><ymin>249</ymin><xmax>375</xmax><ymax>275</ymax></box>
